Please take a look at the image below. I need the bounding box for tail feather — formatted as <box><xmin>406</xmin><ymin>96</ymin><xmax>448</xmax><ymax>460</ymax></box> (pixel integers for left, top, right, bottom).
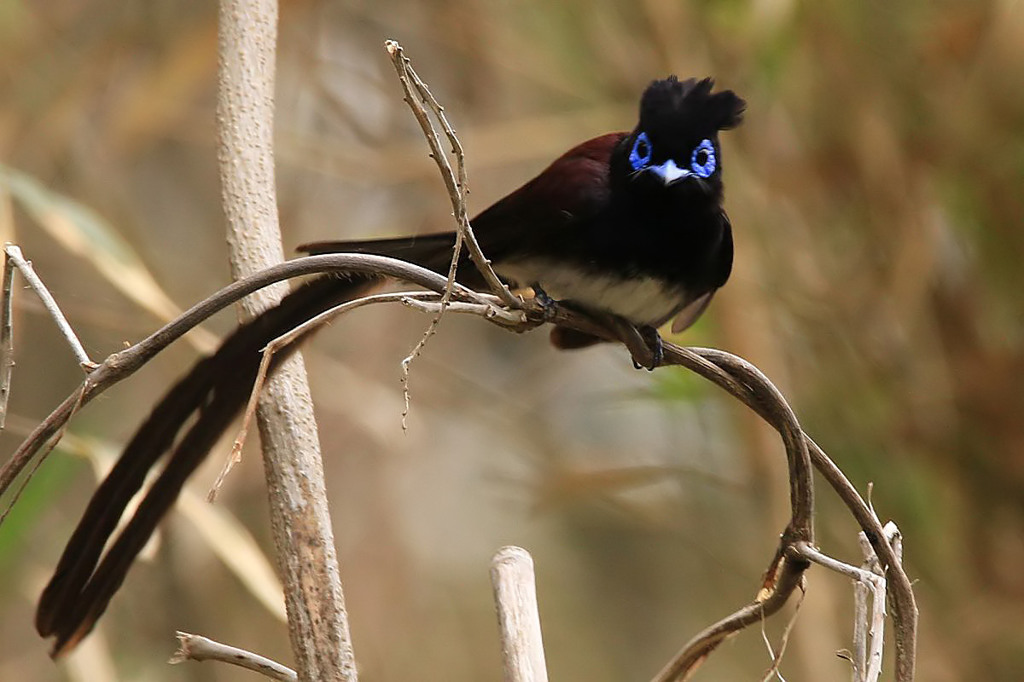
<box><xmin>36</xmin><ymin>354</ymin><xmax>218</xmax><ymax>637</ymax></box>
<box><xmin>37</xmin><ymin>274</ymin><xmax>376</xmax><ymax>654</ymax></box>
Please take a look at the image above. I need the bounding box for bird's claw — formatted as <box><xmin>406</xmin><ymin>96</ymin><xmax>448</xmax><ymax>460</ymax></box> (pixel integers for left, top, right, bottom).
<box><xmin>630</xmin><ymin>325</ymin><xmax>663</xmax><ymax>371</ymax></box>
<box><xmin>602</xmin><ymin>315</ymin><xmax>662</xmax><ymax>370</ymax></box>
<box><xmin>530</xmin><ymin>284</ymin><xmax>559</xmax><ymax>323</ymax></box>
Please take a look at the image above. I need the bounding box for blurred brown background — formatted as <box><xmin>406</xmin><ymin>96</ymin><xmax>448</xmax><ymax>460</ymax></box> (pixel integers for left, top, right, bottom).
<box><xmin>1</xmin><ymin>0</ymin><xmax>1022</xmax><ymax>680</ymax></box>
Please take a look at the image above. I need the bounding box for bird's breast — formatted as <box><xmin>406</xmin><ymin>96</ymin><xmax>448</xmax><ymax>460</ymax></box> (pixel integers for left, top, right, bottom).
<box><xmin>496</xmin><ymin>259</ymin><xmax>688</xmax><ymax>327</ymax></box>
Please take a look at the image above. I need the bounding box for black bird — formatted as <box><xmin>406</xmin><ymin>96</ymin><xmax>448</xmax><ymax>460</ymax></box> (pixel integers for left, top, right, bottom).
<box><xmin>36</xmin><ymin>76</ymin><xmax>744</xmax><ymax>654</ymax></box>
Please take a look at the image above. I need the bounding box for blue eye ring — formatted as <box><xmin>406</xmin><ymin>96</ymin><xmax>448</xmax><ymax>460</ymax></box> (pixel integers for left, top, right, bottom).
<box><xmin>690</xmin><ymin>138</ymin><xmax>716</xmax><ymax>178</ymax></box>
<box><xmin>629</xmin><ymin>132</ymin><xmax>653</xmax><ymax>171</ymax></box>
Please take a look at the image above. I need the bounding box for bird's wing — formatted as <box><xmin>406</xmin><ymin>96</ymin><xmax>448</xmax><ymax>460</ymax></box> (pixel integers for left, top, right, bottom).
<box><xmin>296</xmin><ymin>133</ymin><xmax>626</xmax><ymax>285</ymax></box>
<box><xmin>466</xmin><ymin>133</ymin><xmax>623</xmax><ymax>260</ymax></box>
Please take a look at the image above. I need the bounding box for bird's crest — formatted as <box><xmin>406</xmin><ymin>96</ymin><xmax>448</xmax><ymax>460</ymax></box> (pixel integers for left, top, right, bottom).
<box><xmin>639</xmin><ymin>76</ymin><xmax>745</xmax><ymax>136</ymax></box>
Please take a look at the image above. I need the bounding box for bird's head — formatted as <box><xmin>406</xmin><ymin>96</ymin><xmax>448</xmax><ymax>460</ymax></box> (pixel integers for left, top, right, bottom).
<box><xmin>615</xmin><ymin>76</ymin><xmax>745</xmax><ymax>200</ymax></box>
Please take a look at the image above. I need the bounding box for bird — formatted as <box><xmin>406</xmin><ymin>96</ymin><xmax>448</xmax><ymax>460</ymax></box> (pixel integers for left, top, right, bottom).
<box><xmin>35</xmin><ymin>75</ymin><xmax>744</xmax><ymax>655</ymax></box>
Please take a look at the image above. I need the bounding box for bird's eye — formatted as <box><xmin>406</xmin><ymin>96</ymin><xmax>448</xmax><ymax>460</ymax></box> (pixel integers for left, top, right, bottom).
<box><xmin>629</xmin><ymin>132</ymin><xmax>653</xmax><ymax>171</ymax></box>
<box><xmin>690</xmin><ymin>139</ymin><xmax>716</xmax><ymax>178</ymax></box>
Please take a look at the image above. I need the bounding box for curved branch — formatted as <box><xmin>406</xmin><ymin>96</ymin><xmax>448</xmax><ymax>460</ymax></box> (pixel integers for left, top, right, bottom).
<box><xmin>2</xmin><ymin>250</ymin><xmax>915</xmax><ymax>681</ymax></box>
<box><xmin>647</xmin><ymin>342</ymin><xmax>914</xmax><ymax>681</ymax></box>
<box><xmin>647</xmin><ymin>344</ymin><xmax>814</xmax><ymax>681</ymax></box>
<box><xmin>804</xmin><ymin>437</ymin><xmax>917</xmax><ymax>681</ymax></box>
<box><xmin>384</xmin><ymin>40</ymin><xmax>519</xmax><ymax>309</ymax></box>
<box><xmin>0</xmin><ymin>253</ymin><xmax>511</xmax><ymax>500</ymax></box>
<box><xmin>651</xmin><ymin>564</ymin><xmax>805</xmax><ymax>681</ymax></box>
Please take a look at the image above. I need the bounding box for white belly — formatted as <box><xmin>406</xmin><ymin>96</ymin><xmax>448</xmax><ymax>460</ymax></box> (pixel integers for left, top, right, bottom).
<box><xmin>496</xmin><ymin>259</ymin><xmax>685</xmax><ymax>326</ymax></box>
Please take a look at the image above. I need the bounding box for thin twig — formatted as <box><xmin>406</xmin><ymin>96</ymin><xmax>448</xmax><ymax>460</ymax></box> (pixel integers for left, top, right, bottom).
<box><xmin>400</xmin><ymin>312</ymin><xmax>443</xmax><ymax>430</ymax></box>
<box><xmin>0</xmin><ymin>382</ymin><xmax>87</xmax><ymax>525</ymax></box>
<box><xmin>759</xmin><ymin>584</ymin><xmax>804</xmax><ymax>682</ymax></box>
<box><xmin>794</xmin><ymin>541</ymin><xmax>887</xmax><ymax>682</ymax></box>
<box><xmin>3</xmin><ymin>244</ymin><xmax>95</xmax><ymax>371</ymax></box>
<box><xmin>208</xmin><ymin>290</ymin><xmax>456</xmax><ymax>499</ymax></box>
<box><xmin>208</xmin><ymin>288</ymin><xmax>524</xmax><ymax>499</ymax></box>
<box><xmin>385</xmin><ymin>39</ymin><xmax>517</xmax><ymax>428</ymax></box>
<box><xmin>206</xmin><ymin>336</ymin><xmax>273</xmax><ymax>502</ymax></box>
<box><xmin>0</xmin><ymin>246</ymin><xmax>16</xmax><ymax>428</ymax></box>
<box><xmin>399</xmin><ymin>296</ymin><xmax>524</xmax><ymax>323</ymax></box>
<box><xmin>170</xmin><ymin>631</ymin><xmax>297</xmax><ymax>681</ymax></box>
<box><xmin>386</xmin><ymin>44</ymin><xmax>464</xmax><ymax>428</ymax></box>
<box><xmin>384</xmin><ymin>40</ymin><xmax>519</xmax><ymax>309</ymax></box>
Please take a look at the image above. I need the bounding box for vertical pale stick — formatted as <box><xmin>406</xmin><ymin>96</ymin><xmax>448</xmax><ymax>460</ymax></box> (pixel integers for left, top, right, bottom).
<box><xmin>491</xmin><ymin>546</ymin><xmax>550</xmax><ymax>682</ymax></box>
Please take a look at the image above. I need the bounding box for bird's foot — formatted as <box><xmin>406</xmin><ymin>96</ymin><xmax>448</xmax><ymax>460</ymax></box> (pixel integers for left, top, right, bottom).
<box><xmin>601</xmin><ymin>316</ymin><xmax>662</xmax><ymax>370</ymax></box>
<box><xmin>530</xmin><ymin>284</ymin><xmax>559</xmax><ymax>323</ymax></box>
<box><xmin>632</xmin><ymin>325</ymin><xmax>664</xmax><ymax>370</ymax></box>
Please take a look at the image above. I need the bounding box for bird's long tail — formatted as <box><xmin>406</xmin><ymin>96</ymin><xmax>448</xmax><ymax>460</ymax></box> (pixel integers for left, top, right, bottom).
<box><xmin>36</xmin><ymin>234</ymin><xmax>466</xmax><ymax>655</ymax></box>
